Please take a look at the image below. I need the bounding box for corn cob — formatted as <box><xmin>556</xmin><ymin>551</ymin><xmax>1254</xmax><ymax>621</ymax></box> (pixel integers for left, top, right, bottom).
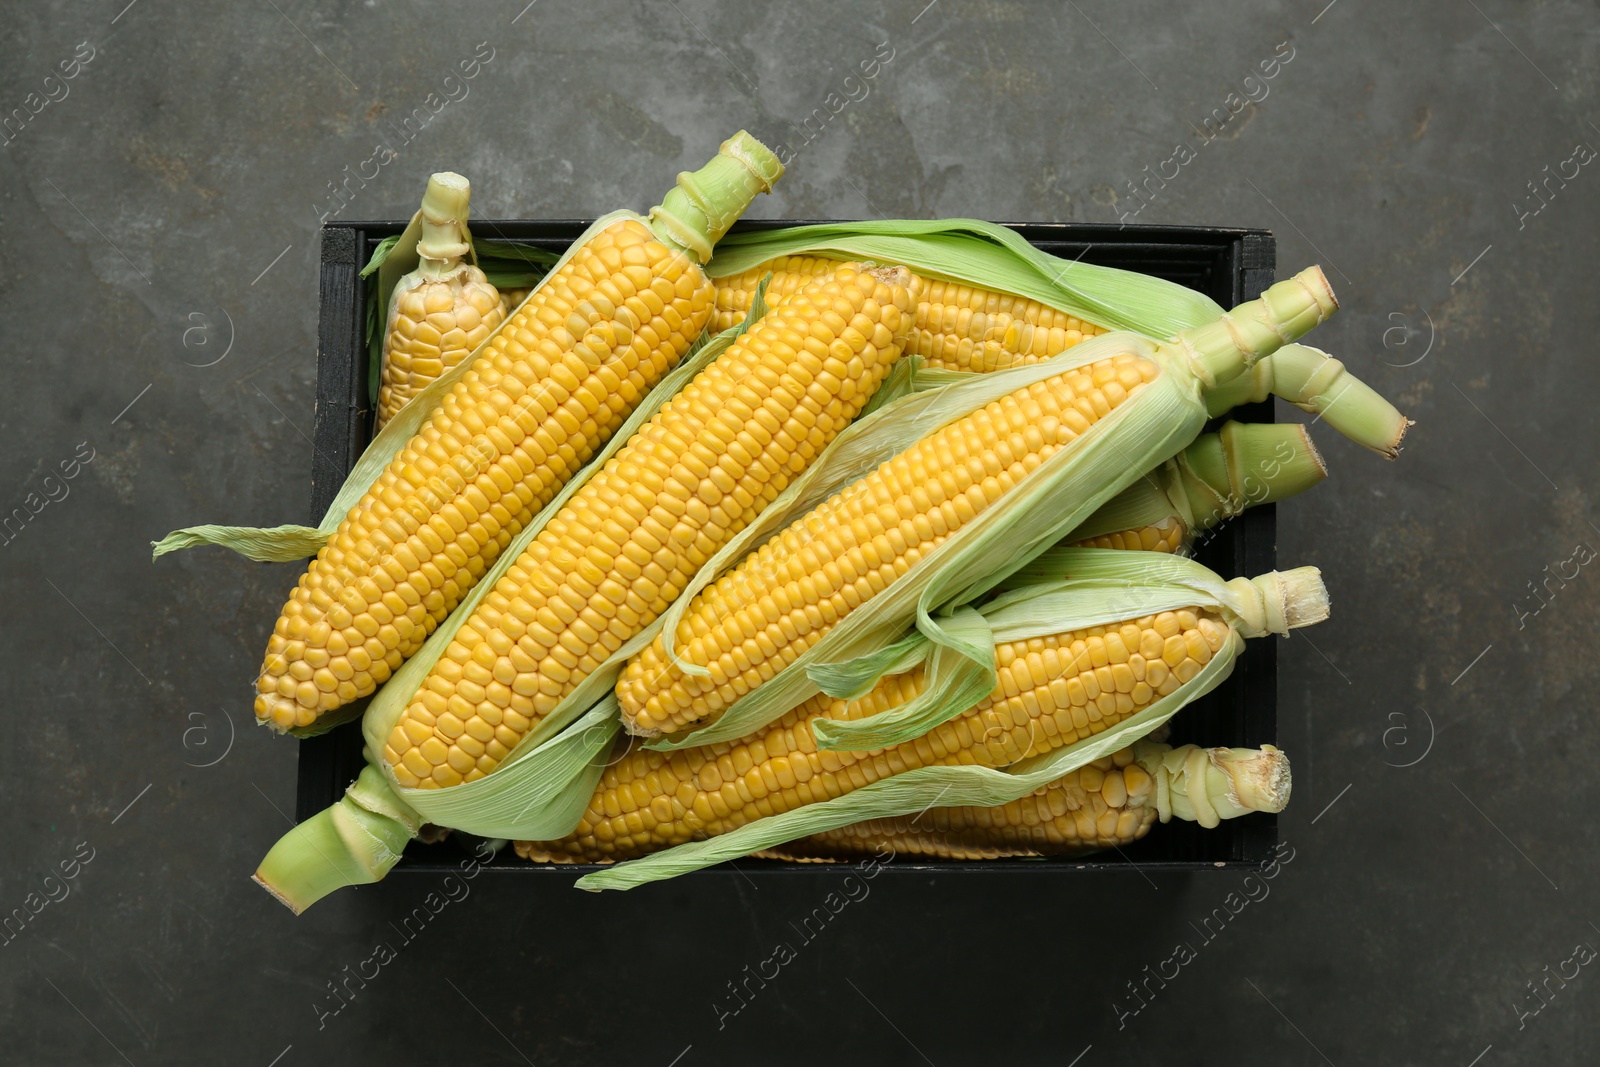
<box><xmin>374</xmin><ymin>174</ymin><xmax>507</xmax><ymax>429</ymax></box>
<box><xmin>253</xmin><ymin>134</ymin><xmax>782</xmax><ymax>732</ymax></box>
<box><xmin>381</xmin><ymin>262</ymin><xmax>919</xmax><ymax>787</ymax></box>
<box><xmin>713</xmin><ymin>255</ymin><xmax>1109</xmax><ymax>372</ymax></box>
<box><xmin>525</xmin><ymin>567</ymin><xmax>1319</xmax><ymax>863</ymax></box>
<box><xmin>756</xmin><ymin>740</ymin><xmax>1290</xmax><ymax>861</ymax></box>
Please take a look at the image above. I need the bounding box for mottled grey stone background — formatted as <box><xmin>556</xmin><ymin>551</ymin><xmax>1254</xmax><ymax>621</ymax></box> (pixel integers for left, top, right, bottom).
<box><xmin>3</xmin><ymin>1</ymin><xmax>1597</xmax><ymax>1064</ymax></box>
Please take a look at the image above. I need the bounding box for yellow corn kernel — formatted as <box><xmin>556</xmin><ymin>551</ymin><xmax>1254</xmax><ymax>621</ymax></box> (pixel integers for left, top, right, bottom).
<box><xmin>1069</xmin><ymin>517</ymin><xmax>1189</xmax><ymax>554</ymax></box>
<box><xmin>498</xmin><ymin>286</ymin><xmax>534</xmax><ymax>320</ymax></box>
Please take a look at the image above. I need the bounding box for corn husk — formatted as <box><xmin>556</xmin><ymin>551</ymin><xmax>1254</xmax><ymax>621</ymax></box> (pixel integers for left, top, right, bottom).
<box><xmin>576</xmin><ymin>549</ymin><xmax>1326</xmax><ymax>890</ymax></box>
<box><xmin>1065</xmin><ymin>421</ymin><xmax>1326</xmax><ymax>548</ymax></box>
<box><xmin>811</xmin><ymin>547</ymin><xmax>1322</xmax><ymax>751</ymax></box>
<box><xmin>707</xmin><ymin>219</ymin><xmax>1225</xmax><ymax>340</ymax></box>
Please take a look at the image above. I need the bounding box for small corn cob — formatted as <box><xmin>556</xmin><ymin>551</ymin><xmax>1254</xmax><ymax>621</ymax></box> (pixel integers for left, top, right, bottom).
<box><xmin>713</xmin><ymin>255</ymin><xmax>1109</xmax><ymax>372</ymax></box>
<box><xmin>375</xmin><ymin>174</ymin><xmax>507</xmax><ymax>429</ymax></box>
<box><xmin>526</xmin><ymin>569</ymin><xmax>1319</xmax><ymax>863</ymax></box>
<box><xmin>382</xmin><ymin>262</ymin><xmax>918</xmax><ymax>787</ymax></box>
<box><xmin>254</xmin><ymin>134</ymin><xmax>781</xmax><ymax>731</ymax></box>
<box><xmin>499</xmin><ymin>286</ymin><xmax>533</xmax><ymax>320</ymax></box>
<box><xmin>756</xmin><ymin>740</ymin><xmax>1290</xmax><ymax>861</ymax></box>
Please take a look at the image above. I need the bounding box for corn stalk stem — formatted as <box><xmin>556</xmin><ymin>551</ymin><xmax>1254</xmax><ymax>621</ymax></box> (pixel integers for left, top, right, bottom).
<box><xmin>1177</xmin><ymin>267</ymin><xmax>1337</xmax><ymax>387</ymax></box>
<box><xmin>414</xmin><ymin>172</ymin><xmax>473</xmax><ymax>280</ymax></box>
<box><xmin>1178</xmin><ymin>421</ymin><xmax>1326</xmax><ymax>529</ymax></box>
<box><xmin>648</xmin><ymin>131</ymin><xmax>783</xmax><ymax>264</ymax></box>
<box><xmin>1205</xmin><ymin>343</ymin><xmax>1412</xmax><ymax>458</ymax></box>
<box><xmin>1067</xmin><ymin>421</ymin><xmax>1325</xmax><ymax>546</ymax></box>
<box><xmin>1140</xmin><ymin>741</ymin><xmax>1290</xmax><ymax>827</ymax></box>
<box><xmin>252</xmin><ymin>766</ymin><xmax>419</xmax><ymax>914</ymax></box>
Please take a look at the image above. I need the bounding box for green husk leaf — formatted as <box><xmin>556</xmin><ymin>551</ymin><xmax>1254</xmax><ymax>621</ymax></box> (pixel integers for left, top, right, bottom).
<box><xmin>150</xmin><ymin>523</ymin><xmax>328</xmax><ymax>563</ymax></box>
<box><xmin>807</xmin><ymin>630</ymin><xmax>929</xmax><ymax>700</ymax></box>
<box><xmin>153</xmin><ymin>212</ymin><xmax>639</xmax><ymax>563</ymax></box>
<box><xmin>470</xmin><ymin>239</ymin><xmax>560</xmax><ymax>292</ymax></box>
<box><xmin>647</xmin><ymin>333</ymin><xmax>1208</xmax><ymax>750</ymax></box>
<box><xmin>857</xmin><ymin>354</ymin><xmax>928</xmax><ymax>418</ymax></box>
<box><xmin>812</xmin><ymin>606</ymin><xmax>994</xmax><ymax>751</ymax></box>
<box><xmin>986</xmin><ymin>548</ymin><xmax>1249</xmax><ymax>632</ymax></box>
<box><xmin>382</xmin><ymin>699</ymin><xmax>622</xmax><ymax>842</ymax></box>
<box><xmin>358</xmin><ymin>234</ymin><xmax>404</xmax><ymax>279</ymax></box>
<box><xmin>744</xmin><ymin>271</ymin><xmax>773</xmax><ymax>326</ymax></box>
<box><xmin>577</xmin><ymin>627</ymin><xmax>1243</xmax><ymax>891</ymax></box>
<box><xmin>473</xmin><ymin>239</ymin><xmax>563</xmax><ymax>270</ymax></box>
<box><xmin>707</xmin><ymin>219</ymin><xmax>1225</xmax><ymax>340</ymax></box>
<box><xmin>993</xmin><ymin>547</ymin><xmax>1327</xmax><ymax>640</ymax></box>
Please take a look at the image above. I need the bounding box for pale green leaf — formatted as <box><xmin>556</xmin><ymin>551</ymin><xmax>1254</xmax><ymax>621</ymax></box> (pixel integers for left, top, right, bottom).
<box><xmin>707</xmin><ymin>219</ymin><xmax>1225</xmax><ymax>340</ymax></box>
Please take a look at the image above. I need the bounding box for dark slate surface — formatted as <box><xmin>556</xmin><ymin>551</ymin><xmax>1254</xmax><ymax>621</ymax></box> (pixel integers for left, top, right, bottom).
<box><xmin>3</xmin><ymin>2</ymin><xmax>1596</xmax><ymax>1064</ymax></box>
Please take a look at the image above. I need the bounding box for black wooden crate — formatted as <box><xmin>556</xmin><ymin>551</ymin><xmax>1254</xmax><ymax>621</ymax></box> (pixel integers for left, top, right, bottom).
<box><xmin>301</xmin><ymin>220</ymin><xmax>1278</xmax><ymax>877</ymax></box>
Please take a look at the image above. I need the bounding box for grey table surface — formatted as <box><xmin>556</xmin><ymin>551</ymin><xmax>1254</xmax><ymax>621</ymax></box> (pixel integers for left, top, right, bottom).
<box><xmin>4</xmin><ymin>1</ymin><xmax>1597</xmax><ymax>1064</ymax></box>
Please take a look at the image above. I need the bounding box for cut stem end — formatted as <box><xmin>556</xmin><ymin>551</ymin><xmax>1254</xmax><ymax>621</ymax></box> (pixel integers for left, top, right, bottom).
<box><xmin>1223</xmin><ymin>566</ymin><xmax>1330</xmax><ymax>637</ymax></box>
<box><xmin>252</xmin><ymin>768</ymin><xmax>417</xmax><ymax>914</ymax></box>
<box><xmin>1139</xmin><ymin>741</ymin><xmax>1292</xmax><ymax>828</ymax></box>
<box><xmin>648</xmin><ymin>131</ymin><xmax>784</xmax><ymax>263</ymax></box>
<box><xmin>1180</xmin><ymin>421</ymin><xmax>1327</xmax><ymax>533</ymax></box>
<box><xmin>416</xmin><ymin>172</ymin><xmax>473</xmax><ymax>268</ymax></box>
